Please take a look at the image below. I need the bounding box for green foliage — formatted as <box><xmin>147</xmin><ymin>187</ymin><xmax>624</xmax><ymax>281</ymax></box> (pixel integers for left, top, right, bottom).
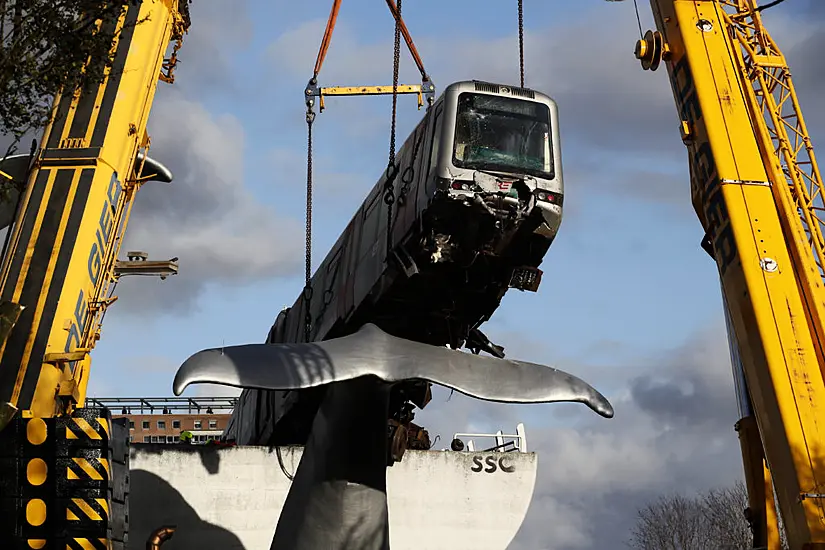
<box><xmin>0</xmin><ymin>0</ymin><xmax>134</xmax><ymax>155</ymax></box>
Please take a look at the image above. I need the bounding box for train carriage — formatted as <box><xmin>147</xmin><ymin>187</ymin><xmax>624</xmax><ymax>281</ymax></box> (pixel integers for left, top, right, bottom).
<box><xmin>226</xmin><ymin>80</ymin><xmax>564</xmax><ymax>445</ymax></box>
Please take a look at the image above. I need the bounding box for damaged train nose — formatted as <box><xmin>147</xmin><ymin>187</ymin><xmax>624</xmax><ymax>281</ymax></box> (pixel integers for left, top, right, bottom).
<box><xmin>173</xmin><ymin>323</ymin><xmax>614</xmax><ymax>419</ymax></box>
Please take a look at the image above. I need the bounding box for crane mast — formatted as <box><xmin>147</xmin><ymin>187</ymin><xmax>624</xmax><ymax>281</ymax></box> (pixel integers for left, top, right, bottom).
<box><xmin>0</xmin><ymin>0</ymin><xmax>185</xmax><ymax>421</ymax></box>
<box><xmin>635</xmin><ymin>0</ymin><xmax>825</xmax><ymax>547</ymax></box>
<box><xmin>0</xmin><ymin>1</ymin><xmax>188</xmax><ymax>547</ymax></box>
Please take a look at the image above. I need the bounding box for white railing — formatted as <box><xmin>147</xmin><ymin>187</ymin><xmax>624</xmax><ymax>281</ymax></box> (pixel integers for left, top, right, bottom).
<box><xmin>449</xmin><ymin>422</ymin><xmax>527</xmax><ymax>453</ymax></box>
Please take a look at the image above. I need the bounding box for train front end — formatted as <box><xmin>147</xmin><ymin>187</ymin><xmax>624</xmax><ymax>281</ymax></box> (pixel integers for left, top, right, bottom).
<box><xmin>437</xmin><ymin>80</ymin><xmax>563</xmax><ymax>242</ymax></box>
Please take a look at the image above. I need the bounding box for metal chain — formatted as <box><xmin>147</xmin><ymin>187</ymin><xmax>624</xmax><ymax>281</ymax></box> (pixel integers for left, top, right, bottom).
<box><xmin>518</xmin><ymin>0</ymin><xmax>525</xmax><ymax>88</ymax></box>
<box><xmin>398</xmin><ymin>125</ymin><xmax>425</xmax><ymax>205</ymax></box>
<box><xmin>303</xmin><ymin>105</ymin><xmax>316</xmax><ymax>343</ymax></box>
<box><xmin>384</xmin><ymin>0</ymin><xmax>402</xmax><ymax>258</ymax></box>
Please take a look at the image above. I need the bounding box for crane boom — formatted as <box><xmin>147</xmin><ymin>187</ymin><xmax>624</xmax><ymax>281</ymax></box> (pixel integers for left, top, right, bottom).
<box><xmin>636</xmin><ymin>0</ymin><xmax>825</xmax><ymax>547</ymax></box>
<box><xmin>0</xmin><ymin>0</ymin><xmax>186</xmax><ymax>420</ymax></box>
<box><xmin>0</xmin><ymin>1</ymin><xmax>188</xmax><ymax>546</ymax></box>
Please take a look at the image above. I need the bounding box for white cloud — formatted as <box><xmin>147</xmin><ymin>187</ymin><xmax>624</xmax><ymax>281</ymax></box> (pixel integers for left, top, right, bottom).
<box><xmin>172</xmin><ymin>0</ymin><xmax>254</xmax><ymax>96</ymax></box>
<box><xmin>265</xmin><ymin>17</ymin><xmax>421</xmax><ymax>87</ymax></box>
<box><xmin>116</xmin><ymin>89</ymin><xmax>304</xmax><ymax>314</ymax></box>
<box><xmin>268</xmin><ymin>147</ymin><xmax>368</xmax><ymax>197</ymax></box>
<box><xmin>414</xmin><ymin>319</ymin><xmax>744</xmax><ymax>549</ymax></box>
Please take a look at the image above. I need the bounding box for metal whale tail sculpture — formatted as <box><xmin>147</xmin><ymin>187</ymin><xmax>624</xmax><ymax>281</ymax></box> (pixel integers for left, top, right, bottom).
<box><xmin>173</xmin><ymin>323</ymin><xmax>614</xmax><ymax>550</ymax></box>
<box><xmin>173</xmin><ymin>323</ymin><xmax>614</xmax><ymax>418</ymax></box>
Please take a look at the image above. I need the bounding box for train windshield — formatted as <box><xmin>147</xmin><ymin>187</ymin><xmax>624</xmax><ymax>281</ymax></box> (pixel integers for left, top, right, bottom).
<box><xmin>453</xmin><ymin>92</ymin><xmax>554</xmax><ymax>180</ymax></box>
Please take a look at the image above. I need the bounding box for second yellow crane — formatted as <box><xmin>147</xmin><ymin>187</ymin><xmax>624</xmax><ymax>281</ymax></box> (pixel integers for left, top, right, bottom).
<box><xmin>628</xmin><ymin>0</ymin><xmax>825</xmax><ymax>547</ymax></box>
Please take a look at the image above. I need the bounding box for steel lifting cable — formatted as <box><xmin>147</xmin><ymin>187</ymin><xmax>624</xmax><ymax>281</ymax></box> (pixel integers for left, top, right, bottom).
<box><xmin>302</xmin><ymin>0</ymin><xmax>425</xmax><ymax>333</ymax></box>
<box><xmin>384</xmin><ymin>0</ymin><xmax>402</xmax><ymax>259</ymax></box>
<box><xmin>302</xmin><ymin>0</ymin><xmax>341</xmax><ymax>343</ymax></box>
<box><xmin>303</xmin><ymin>106</ymin><xmax>315</xmax><ymax>343</ymax></box>
<box><xmin>632</xmin><ymin>0</ymin><xmax>643</xmax><ymax>39</ymax></box>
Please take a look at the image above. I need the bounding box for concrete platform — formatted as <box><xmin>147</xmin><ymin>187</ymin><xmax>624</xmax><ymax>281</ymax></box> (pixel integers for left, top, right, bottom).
<box><xmin>128</xmin><ymin>444</ymin><xmax>537</xmax><ymax>549</ymax></box>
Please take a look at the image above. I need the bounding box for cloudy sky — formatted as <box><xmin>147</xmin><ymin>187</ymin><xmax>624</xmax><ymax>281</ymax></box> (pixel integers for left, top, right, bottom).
<box><xmin>54</xmin><ymin>0</ymin><xmax>824</xmax><ymax>547</ymax></box>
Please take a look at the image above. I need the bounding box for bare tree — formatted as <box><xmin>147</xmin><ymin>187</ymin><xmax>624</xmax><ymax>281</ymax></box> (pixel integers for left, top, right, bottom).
<box><xmin>627</xmin><ymin>481</ymin><xmax>753</xmax><ymax>550</ymax></box>
<box><xmin>701</xmin><ymin>482</ymin><xmax>752</xmax><ymax>549</ymax></box>
<box><xmin>628</xmin><ymin>492</ymin><xmax>714</xmax><ymax>549</ymax></box>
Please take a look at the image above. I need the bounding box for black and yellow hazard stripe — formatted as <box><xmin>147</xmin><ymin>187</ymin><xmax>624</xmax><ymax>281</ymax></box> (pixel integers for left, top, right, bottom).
<box><xmin>63</xmin><ymin>415</ymin><xmax>111</xmax><ymax>442</ymax></box>
<box><xmin>66</xmin><ymin>537</ymin><xmax>109</xmax><ymax>550</ymax></box>
<box><xmin>0</xmin><ymin>2</ymin><xmax>140</xmax><ymax>412</ymax></box>
<box><xmin>65</xmin><ymin>497</ymin><xmax>109</xmax><ymax>523</ymax></box>
<box><xmin>66</xmin><ymin>457</ymin><xmax>111</xmax><ymax>483</ymax></box>
<box><xmin>53</xmin><ymin>411</ymin><xmax>115</xmax><ymax>545</ymax></box>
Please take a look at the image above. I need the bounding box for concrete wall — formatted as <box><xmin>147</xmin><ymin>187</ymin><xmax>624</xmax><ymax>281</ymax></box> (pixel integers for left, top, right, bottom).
<box><xmin>128</xmin><ymin>444</ymin><xmax>537</xmax><ymax>550</ymax></box>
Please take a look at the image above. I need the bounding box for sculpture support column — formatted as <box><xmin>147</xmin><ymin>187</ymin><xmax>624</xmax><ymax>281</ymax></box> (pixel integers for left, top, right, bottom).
<box><xmin>272</xmin><ymin>375</ymin><xmax>392</xmax><ymax>550</ymax></box>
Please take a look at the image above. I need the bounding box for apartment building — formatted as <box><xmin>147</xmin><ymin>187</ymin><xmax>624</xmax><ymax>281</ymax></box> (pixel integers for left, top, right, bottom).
<box><xmin>86</xmin><ymin>397</ymin><xmax>236</xmax><ymax>444</ymax></box>
<box><xmin>115</xmin><ymin>412</ymin><xmax>231</xmax><ymax>444</ymax></box>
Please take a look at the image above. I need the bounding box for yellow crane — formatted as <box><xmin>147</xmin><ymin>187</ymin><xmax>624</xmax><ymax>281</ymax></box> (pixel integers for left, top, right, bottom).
<box><xmin>627</xmin><ymin>0</ymin><xmax>825</xmax><ymax>547</ymax></box>
<box><xmin>0</xmin><ymin>1</ymin><xmax>189</xmax><ymax>547</ymax></box>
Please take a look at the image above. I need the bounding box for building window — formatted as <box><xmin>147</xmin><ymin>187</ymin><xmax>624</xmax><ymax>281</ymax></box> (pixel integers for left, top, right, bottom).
<box><xmin>208</xmin><ymin>420</ymin><xmax>217</xmax><ymax>429</ymax></box>
<box><xmin>129</xmin><ymin>421</ymin><xmax>135</xmax><ymax>430</ymax></box>
<box><xmin>129</xmin><ymin>436</ymin><xmax>134</xmax><ymax>442</ymax></box>
<box><xmin>172</xmin><ymin>420</ymin><xmax>180</xmax><ymax>429</ymax></box>
<box><xmin>194</xmin><ymin>420</ymin><xmax>202</xmax><ymax>430</ymax></box>
<box><xmin>142</xmin><ymin>420</ymin><xmax>149</xmax><ymax>429</ymax></box>
<box><xmin>151</xmin><ymin>436</ymin><xmax>159</xmax><ymax>443</ymax></box>
<box><xmin>166</xmin><ymin>436</ymin><xmax>176</xmax><ymax>443</ymax></box>
<box><xmin>157</xmin><ymin>420</ymin><xmax>166</xmax><ymax>430</ymax></box>
<box><xmin>143</xmin><ymin>436</ymin><xmax>150</xmax><ymax>443</ymax></box>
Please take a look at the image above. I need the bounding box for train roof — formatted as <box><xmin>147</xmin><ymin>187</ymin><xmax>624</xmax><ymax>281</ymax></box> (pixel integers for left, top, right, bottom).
<box><xmin>442</xmin><ymin>80</ymin><xmax>555</xmax><ymax>104</ymax></box>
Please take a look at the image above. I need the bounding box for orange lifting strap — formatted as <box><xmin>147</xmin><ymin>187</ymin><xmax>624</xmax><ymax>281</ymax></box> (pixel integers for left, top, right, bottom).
<box><xmin>306</xmin><ymin>0</ymin><xmax>435</xmax><ymax>112</ymax></box>
<box><xmin>312</xmin><ymin>0</ymin><xmax>430</xmax><ymax>83</ymax></box>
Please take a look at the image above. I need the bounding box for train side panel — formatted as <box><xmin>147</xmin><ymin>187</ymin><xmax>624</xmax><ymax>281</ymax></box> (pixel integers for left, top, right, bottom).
<box><xmin>224</xmin><ymin>103</ymin><xmax>440</xmax><ymax>445</ymax></box>
<box><xmin>277</xmin><ymin>102</ymin><xmax>439</xmax><ymax>347</ymax></box>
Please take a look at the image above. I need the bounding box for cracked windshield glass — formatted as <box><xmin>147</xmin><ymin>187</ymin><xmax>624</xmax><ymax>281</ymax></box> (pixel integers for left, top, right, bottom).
<box><xmin>453</xmin><ymin>92</ymin><xmax>554</xmax><ymax>180</ymax></box>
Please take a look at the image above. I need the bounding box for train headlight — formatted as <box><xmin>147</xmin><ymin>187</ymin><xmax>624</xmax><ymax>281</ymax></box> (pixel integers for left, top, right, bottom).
<box><xmin>450</xmin><ymin>181</ymin><xmax>477</xmax><ymax>192</ymax></box>
<box><xmin>534</xmin><ymin>189</ymin><xmax>563</xmax><ymax>206</ymax></box>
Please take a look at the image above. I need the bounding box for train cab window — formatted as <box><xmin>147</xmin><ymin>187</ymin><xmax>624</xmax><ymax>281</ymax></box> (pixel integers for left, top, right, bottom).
<box><xmin>453</xmin><ymin>92</ymin><xmax>554</xmax><ymax>180</ymax></box>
